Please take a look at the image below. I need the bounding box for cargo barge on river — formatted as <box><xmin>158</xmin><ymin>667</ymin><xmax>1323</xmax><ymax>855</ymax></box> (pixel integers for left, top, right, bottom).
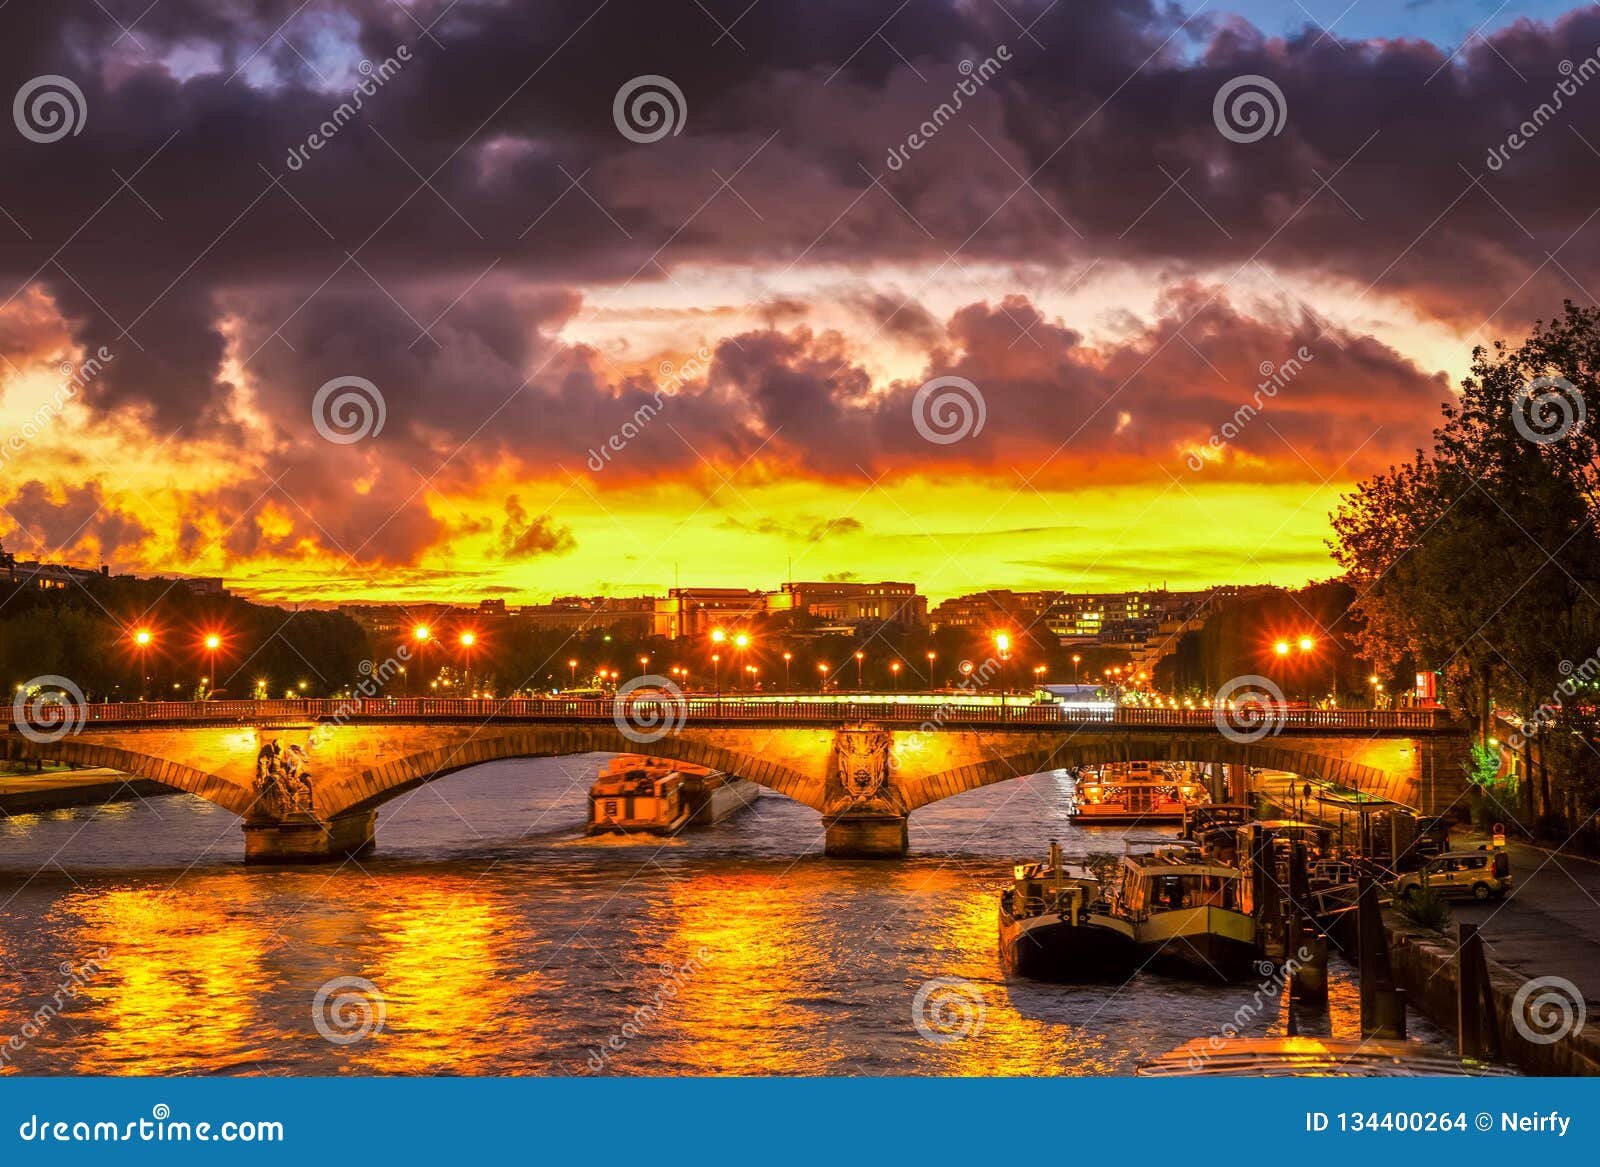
<box><xmin>587</xmin><ymin>755</ymin><xmax>760</xmax><ymax>835</ymax></box>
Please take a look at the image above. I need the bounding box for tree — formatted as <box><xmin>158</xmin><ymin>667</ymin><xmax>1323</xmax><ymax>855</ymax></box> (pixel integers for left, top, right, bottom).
<box><xmin>1331</xmin><ymin>302</ymin><xmax>1600</xmax><ymax>834</ymax></box>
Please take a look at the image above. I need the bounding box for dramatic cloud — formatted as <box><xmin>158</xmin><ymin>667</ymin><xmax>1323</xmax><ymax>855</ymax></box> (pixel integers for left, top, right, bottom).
<box><xmin>0</xmin><ymin>0</ymin><xmax>1589</xmax><ymax>598</ymax></box>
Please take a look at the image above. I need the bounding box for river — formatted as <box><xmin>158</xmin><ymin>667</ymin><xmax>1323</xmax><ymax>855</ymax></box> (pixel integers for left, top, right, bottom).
<box><xmin>0</xmin><ymin>757</ymin><xmax>1450</xmax><ymax>1075</ymax></box>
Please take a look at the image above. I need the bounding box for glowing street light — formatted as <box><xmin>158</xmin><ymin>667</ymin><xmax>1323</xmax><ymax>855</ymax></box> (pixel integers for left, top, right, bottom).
<box><xmin>818</xmin><ymin>662</ymin><xmax>830</xmax><ymax>692</ymax></box>
<box><xmin>1274</xmin><ymin>640</ymin><xmax>1291</xmax><ymax>656</ymax></box>
<box><xmin>202</xmin><ymin>633</ymin><xmax>222</xmax><ymax>699</ymax></box>
<box><xmin>712</xmin><ymin>652</ymin><xmax>723</xmax><ymax>701</ymax></box>
<box><xmin>567</xmin><ymin>658</ymin><xmax>579</xmax><ymax>689</ymax></box>
<box><xmin>1298</xmin><ymin>636</ymin><xmax>1315</xmax><ymax>652</ymax></box>
<box><xmin>890</xmin><ymin>661</ymin><xmax>901</xmax><ymax>690</ymax></box>
<box><xmin>854</xmin><ymin>650</ymin><xmax>865</xmax><ymax>689</ymax></box>
<box><xmin>994</xmin><ymin>632</ymin><xmax>1012</xmax><ymax>717</ymax></box>
<box><xmin>131</xmin><ymin>628</ymin><xmax>153</xmax><ymax>701</ymax></box>
<box><xmin>782</xmin><ymin>651</ymin><xmax>793</xmax><ymax>689</ymax></box>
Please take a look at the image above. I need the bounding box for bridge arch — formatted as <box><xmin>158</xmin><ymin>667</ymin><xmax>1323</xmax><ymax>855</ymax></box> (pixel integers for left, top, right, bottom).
<box><xmin>325</xmin><ymin>725</ymin><xmax>823</xmax><ymax>818</ymax></box>
<box><xmin>897</xmin><ymin>736</ymin><xmax>1393</xmax><ymax>812</ymax></box>
<box><xmin>1</xmin><ymin>734</ymin><xmax>257</xmax><ymax>816</ymax></box>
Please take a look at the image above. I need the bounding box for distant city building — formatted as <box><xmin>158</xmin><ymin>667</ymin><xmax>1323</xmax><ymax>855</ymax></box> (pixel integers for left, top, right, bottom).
<box><xmin>0</xmin><ymin>541</ymin><xmax>109</xmax><ymax>591</ymax></box>
<box><xmin>770</xmin><ymin>581</ymin><xmax>927</xmax><ymax>628</ymax></box>
<box><xmin>520</xmin><ymin>595</ymin><xmax>655</xmax><ymax>636</ymax></box>
<box><xmin>140</xmin><ymin>575</ymin><xmax>229</xmax><ymax>597</ymax></box>
<box><xmin>653</xmin><ymin>588</ymin><xmax>771</xmax><ymax>639</ymax></box>
<box><xmin>929</xmin><ymin>585</ymin><xmax>1274</xmax><ymax>671</ymax></box>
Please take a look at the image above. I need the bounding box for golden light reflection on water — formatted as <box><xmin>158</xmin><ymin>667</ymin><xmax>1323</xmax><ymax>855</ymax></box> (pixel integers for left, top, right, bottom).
<box><xmin>639</xmin><ymin>872</ymin><xmax>821</xmax><ymax>1075</ymax></box>
<box><xmin>339</xmin><ymin>881</ymin><xmax>520</xmax><ymax>1075</ymax></box>
<box><xmin>64</xmin><ymin>881</ymin><xmax>274</xmax><ymax>1075</ymax></box>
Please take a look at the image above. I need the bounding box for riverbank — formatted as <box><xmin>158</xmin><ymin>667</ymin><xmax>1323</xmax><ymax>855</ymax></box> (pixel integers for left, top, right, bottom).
<box><xmin>0</xmin><ymin>768</ymin><xmax>171</xmax><ymax>814</ymax></box>
<box><xmin>1384</xmin><ymin>912</ymin><xmax>1600</xmax><ymax>1075</ymax></box>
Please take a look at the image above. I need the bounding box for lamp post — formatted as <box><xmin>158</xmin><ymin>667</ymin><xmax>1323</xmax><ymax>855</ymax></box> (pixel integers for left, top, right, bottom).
<box><xmin>818</xmin><ymin>662</ymin><xmax>830</xmax><ymax>693</ymax></box>
<box><xmin>994</xmin><ymin>632</ymin><xmax>1011</xmax><ymax>720</ymax></box>
<box><xmin>133</xmin><ymin>628</ymin><xmax>152</xmax><ymax>701</ymax></box>
<box><xmin>713</xmin><ymin>653</ymin><xmax>722</xmax><ymax>702</ymax></box>
<box><xmin>203</xmin><ymin>634</ymin><xmax>221</xmax><ymax>700</ymax></box>
<box><xmin>854</xmin><ymin>650</ymin><xmax>864</xmax><ymax>690</ymax></box>
<box><xmin>1072</xmin><ymin>653</ymin><xmax>1081</xmax><ymax>684</ymax></box>
<box><xmin>458</xmin><ymin>631</ymin><xmax>477</xmax><ymax>695</ymax></box>
<box><xmin>412</xmin><ymin>625</ymin><xmax>431</xmax><ymax>696</ymax></box>
<box><xmin>567</xmin><ymin>658</ymin><xmax>578</xmax><ymax>690</ymax></box>
<box><xmin>890</xmin><ymin>661</ymin><xmax>901</xmax><ymax>691</ymax></box>
<box><xmin>926</xmin><ymin>650</ymin><xmax>937</xmax><ymax>689</ymax></box>
<box><xmin>1273</xmin><ymin>634</ymin><xmax>1320</xmax><ymax>701</ymax></box>
<box><xmin>782</xmin><ymin>651</ymin><xmax>792</xmax><ymax>690</ymax></box>
<box><xmin>734</xmin><ymin>633</ymin><xmax>750</xmax><ymax>691</ymax></box>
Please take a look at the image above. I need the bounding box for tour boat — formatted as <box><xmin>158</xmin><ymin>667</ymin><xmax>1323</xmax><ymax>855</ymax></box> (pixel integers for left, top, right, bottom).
<box><xmin>1101</xmin><ymin>847</ymin><xmax>1262</xmax><ymax>982</ymax></box>
<box><xmin>586</xmin><ymin>755</ymin><xmax>759</xmax><ymax>835</ymax></box>
<box><xmin>1070</xmin><ymin>762</ymin><xmax>1209</xmax><ymax>824</ymax></box>
<box><xmin>998</xmin><ymin>841</ymin><xmax>1140</xmax><ymax>981</ymax></box>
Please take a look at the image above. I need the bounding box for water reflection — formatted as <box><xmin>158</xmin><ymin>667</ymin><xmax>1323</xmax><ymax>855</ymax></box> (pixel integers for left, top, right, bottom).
<box><xmin>0</xmin><ymin>759</ymin><xmax>1455</xmax><ymax>1076</ymax></box>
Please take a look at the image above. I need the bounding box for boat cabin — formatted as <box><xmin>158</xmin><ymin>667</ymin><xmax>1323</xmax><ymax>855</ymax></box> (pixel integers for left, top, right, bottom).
<box><xmin>1116</xmin><ymin>854</ymin><xmax>1253</xmax><ymax>919</ymax></box>
<box><xmin>588</xmin><ymin>767</ymin><xmax>685</xmax><ymax>833</ymax></box>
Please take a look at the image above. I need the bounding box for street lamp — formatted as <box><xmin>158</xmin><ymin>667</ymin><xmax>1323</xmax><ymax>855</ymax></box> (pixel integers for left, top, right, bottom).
<box><xmin>818</xmin><ymin>662</ymin><xmax>830</xmax><ymax>692</ymax></box>
<box><xmin>890</xmin><ymin>661</ymin><xmax>901</xmax><ymax>691</ymax></box>
<box><xmin>926</xmin><ymin>650</ymin><xmax>937</xmax><ymax>688</ymax></box>
<box><xmin>994</xmin><ymin>632</ymin><xmax>1011</xmax><ymax>719</ymax></box>
<box><xmin>568</xmin><ymin>658</ymin><xmax>578</xmax><ymax>689</ymax></box>
<box><xmin>132</xmin><ymin>628</ymin><xmax>153</xmax><ymax>700</ymax></box>
<box><xmin>203</xmin><ymin>633</ymin><xmax>221</xmax><ymax>699</ymax></box>
<box><xmin>713</xmin><ymin>652</ymin><xmax>722</xmax><ymax>701</ymax></box>
<box><xmin>412</xmin><ymin>624</ymin><xmax>431</xmax><ymax>696</ymax></box>
<box><xmin>854</xmin><ymin>650</ymin><xmax>864</xmax><ymax>690</ymax></box>
<box><xmin>782</xmin><ymin>651</ymin><xmax>792</xmax><ymax>690</ymax></box>
<box><xmin>1072</xmin><ymin>653</ymin><xmax>1081</xmax><ymax>684</ymax></box>
<box><xmin>733</xmin><ymin>633</ymin><xmax>750</xmax><ymax>690</ymax></box>
<box><xmin>459</xmin><ymin>631</ymin><xmax>477</xmax><ymax>693</ymax></box>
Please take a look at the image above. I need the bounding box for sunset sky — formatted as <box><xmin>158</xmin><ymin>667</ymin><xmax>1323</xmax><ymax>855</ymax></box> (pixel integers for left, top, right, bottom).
<box><xmin>2</xmin><ymin>0</ymin><xmax>1597</xmax><ymax>605</ymax></box>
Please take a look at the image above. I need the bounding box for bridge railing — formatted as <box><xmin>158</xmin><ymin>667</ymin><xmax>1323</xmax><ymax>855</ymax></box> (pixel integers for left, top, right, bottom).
<box><xmin>2</xmin><ymin>696</ymin><xmax>1454</xmax><ymax>732</ymax></box>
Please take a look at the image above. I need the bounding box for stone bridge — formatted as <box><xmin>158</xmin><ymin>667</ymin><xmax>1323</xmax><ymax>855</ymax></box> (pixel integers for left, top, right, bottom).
<box><xmin>0</xmin><ymin>697</ymin><xmax>1471</xmax><ymax>862</ymax></box>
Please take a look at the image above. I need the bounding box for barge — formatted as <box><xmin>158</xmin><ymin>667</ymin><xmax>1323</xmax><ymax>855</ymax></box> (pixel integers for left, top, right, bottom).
<box><xmin>587</xmin><ymin>755</ymin><xmax>759</xmax><ymax>835</ymax></box>
<box><xmin>998</xmin><ymin>841</ymin><xmax>1140</xmax><ymax>981</ymax></box>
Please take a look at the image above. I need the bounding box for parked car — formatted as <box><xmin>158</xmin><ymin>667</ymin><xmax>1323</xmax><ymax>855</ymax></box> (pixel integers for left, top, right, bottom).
<box><xmin>1395</xmin><ymin>849</ymin><xmax>1512</xmax><ymax>902</ymax></box>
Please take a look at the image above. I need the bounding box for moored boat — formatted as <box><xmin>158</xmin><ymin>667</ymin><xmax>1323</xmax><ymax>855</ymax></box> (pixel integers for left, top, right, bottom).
<box><xmin>998</xmin><ymin>841</ymin><xmax>1140</xmax><ymax>981</ymax></box>
<box><xmin>1103</xmin><ymin>847</ymin><xmax>1261</xmax><ymax>982</ymax></box>
<box><xmin>1070</xmin><ymin>762</ymin><xmax>1209</xmax><ymax>824</ymax></box>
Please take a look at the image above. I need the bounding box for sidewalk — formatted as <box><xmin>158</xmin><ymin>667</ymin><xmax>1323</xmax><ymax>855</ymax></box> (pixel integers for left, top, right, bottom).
<box><xmin>1452</xmin><ymin>837</ymin><xmax>1600</xmax><ymax>1010</ymax></box>
<box><xmin>0</xmin><ymin>767</ymin><xmax>170</xmax><ymax>814</ymax></box>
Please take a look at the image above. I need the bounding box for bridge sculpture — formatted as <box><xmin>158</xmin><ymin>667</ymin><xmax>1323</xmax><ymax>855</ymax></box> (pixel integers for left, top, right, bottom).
<box><xmin>1</xmin><ymin>698</ymin><xmax>1470</xmax><ymax>863</ymax></box>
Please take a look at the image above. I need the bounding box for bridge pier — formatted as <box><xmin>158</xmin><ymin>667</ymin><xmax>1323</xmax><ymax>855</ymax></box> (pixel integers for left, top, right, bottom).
<box><xmin>823</xmin><ymin>812</ymin><xmax>908</xmax><ymax>859</ymax></box>
<box><xmin>242</xmin><ymin>810</ymin><xmax>376</xmax><ymax>865</ymax></box>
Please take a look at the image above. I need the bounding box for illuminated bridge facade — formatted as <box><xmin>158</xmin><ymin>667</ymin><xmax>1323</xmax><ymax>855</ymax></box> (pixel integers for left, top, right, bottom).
<box><xmin>1</xmin><ymin>698</ymin><xmax>1469</xmax><ymax>862</ymax></box>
